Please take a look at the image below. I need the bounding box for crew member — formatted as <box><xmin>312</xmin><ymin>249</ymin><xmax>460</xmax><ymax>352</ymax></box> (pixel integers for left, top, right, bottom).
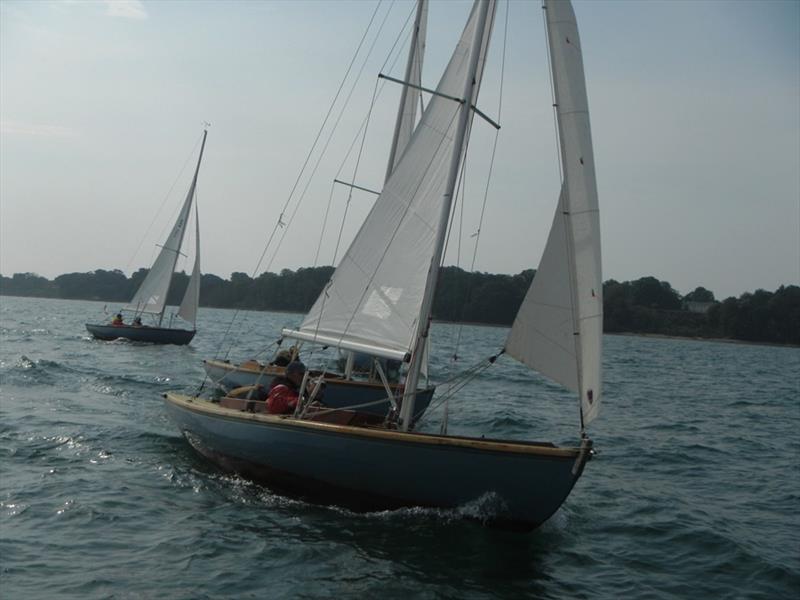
<box><xmin>266</xmin><ymin>361</ymin><xmax>306</xmax><ymax>415</ymax></box>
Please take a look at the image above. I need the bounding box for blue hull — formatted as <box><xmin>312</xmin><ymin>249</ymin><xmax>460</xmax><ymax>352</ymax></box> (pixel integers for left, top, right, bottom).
<box><xmin>203</xmin><ymin>359</ymin><xmax>435</xmax><ymax>421</ymax></box>
<box><xmin>164</xmin><ymin>393</ymin><xmax>591</xmax><ymax>530</ymax></box>
<box><xmin>86</xmin><ymin>323</ymin><xmax>195</xmax><ymax>345</ymax></box>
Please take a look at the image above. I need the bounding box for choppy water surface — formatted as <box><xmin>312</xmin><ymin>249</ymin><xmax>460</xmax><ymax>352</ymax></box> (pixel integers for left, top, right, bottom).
<box><xmin>1</xmin><ymin>296</ymin><xmax>798</xmax><ymax>599</ymax></box>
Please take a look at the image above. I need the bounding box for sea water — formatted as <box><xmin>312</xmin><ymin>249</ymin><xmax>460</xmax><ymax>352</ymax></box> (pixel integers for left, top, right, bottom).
<box><xmin>1</xmin><ymin>296</ymin><xmax>798</xmax><ymax>599</ymax></box>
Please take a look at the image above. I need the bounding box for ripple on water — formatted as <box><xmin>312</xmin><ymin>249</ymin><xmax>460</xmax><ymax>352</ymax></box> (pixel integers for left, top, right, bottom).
<box><xmin>0</xmin><ymin>297</ymin><xmax>798</xmax><ymax>599</ymax></box>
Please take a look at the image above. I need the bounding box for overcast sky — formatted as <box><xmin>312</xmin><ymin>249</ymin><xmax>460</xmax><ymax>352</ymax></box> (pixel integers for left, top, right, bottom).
<box><xmin>1</xmin><ymin>0</ymin><xmax>798</xmax><ymax>300</ymax></box>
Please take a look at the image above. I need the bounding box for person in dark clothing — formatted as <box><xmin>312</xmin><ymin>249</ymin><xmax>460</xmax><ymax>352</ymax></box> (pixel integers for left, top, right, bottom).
<box><xmin>270</xmin><ymin>346</ymin><xmax>299</xmax><ymax>367</ymax></box>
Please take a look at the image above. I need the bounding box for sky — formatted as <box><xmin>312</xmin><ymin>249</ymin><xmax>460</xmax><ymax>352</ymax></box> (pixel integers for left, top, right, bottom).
<box><xmin>0</xmin><ymin>0</ymin><xmax>798</xmax><ymax>300</ymax></box>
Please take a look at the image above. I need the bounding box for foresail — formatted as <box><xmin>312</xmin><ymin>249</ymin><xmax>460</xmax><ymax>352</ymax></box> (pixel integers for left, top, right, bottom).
<box><xmin>285</xmin><ymin>1</ymin><xmax>495</xmax><ymax>361</ymax></box>
<box><xmin>506</xmin><ymin>186</ymin><xmax>577</xmax><ymax>392</ymax></box>
<box><xmin>385</xmin><ymin>0</ymin><xmax>428</xmax><ymax>181</ymax></box>
<box><xmin>506</xmin><ymin>0</ymin><xmax>602</xmax><ymax>424</ymax></box>
<box><xmin>177</xmin><ymin>202</ymin><xmax>201</xmax><ymax>328</ymax></box>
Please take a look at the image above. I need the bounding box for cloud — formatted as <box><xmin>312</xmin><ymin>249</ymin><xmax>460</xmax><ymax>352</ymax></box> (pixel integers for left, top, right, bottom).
<box><xmin>0</xmin><ymin>120</ymin><xmax>75</xmax><ymax>137</ymax></box>
<box><xmin>104</xmin><ymin>0</ymin><xmax>147</xmax><ymax>20</ymax></box>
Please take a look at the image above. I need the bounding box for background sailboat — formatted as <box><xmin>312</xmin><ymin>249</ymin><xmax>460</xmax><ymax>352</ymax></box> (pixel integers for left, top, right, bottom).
<box><xmin>86</xmin><ymin>129</ymin><xmax>208</xmax><ymax>346</ymax></box>
<box><xmin>165</xmin><ymin>0</ymin><xmax>602</xmax><ymax>530</ymax></box>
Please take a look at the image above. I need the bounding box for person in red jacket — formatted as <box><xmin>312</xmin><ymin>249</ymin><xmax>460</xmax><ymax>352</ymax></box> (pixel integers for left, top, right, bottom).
<box><xmin>266</xmin><ymin>361</ymin><xmax>306</xmax><ymax>415</ymax></box>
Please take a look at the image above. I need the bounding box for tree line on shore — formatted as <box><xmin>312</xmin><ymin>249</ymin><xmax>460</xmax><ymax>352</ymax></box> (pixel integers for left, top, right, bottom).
<box><xmin>1</xmin><ymin>267</ymin><xmax>798</xmax><ymax>345</ymax></box>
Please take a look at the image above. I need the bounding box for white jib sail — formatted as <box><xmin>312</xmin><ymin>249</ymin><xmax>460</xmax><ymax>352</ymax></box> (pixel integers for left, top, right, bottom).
<box><xmin>177</xmin><ymin>201</ymin><xmax>200</xmax><ymax>328</ymax></box>
<box><xmin>385</xmin><ymin>0</ymin><xmax>428</xmax><ymax>181</ymax></box>
<box><xmin>505</xmin><ymin>0</ymin><xmax>602</xmax><ymax>424</ymax></box>
<box><xmin>126</xmin><ymin>130</ymin><xmax>207</xmax><ymax>320</ymax></box>
<box><xmin>284</xmin><ymin>1</ymin><xmax>494</xmax><ymax>362</ymax></box>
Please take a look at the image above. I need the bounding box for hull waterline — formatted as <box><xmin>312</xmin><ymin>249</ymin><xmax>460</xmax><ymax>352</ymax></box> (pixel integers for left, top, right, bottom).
<box><xmin>86</xmin><ymin>324</ymin><xmax>195</xmax><ymax>345</ymax></box>
<box><xmin>164</xmin><ymin>392</ymin><xmax>591</xmax><ymax>530</ymax></box>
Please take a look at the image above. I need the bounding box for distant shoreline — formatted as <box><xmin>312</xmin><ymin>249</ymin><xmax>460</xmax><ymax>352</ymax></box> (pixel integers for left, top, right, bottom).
<box><xmin>607</xmin><ymin>331</ymin><xmax>799</xmax><ymax>349</ymax></box>
<box><xmin>3</xmin><ymin>294</ymin><xmax>797</xmax><ymax>349</ymax></box>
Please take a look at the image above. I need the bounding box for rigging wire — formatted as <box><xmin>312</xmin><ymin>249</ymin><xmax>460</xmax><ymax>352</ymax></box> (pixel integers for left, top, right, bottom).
<box><xmin>437</xmin><ymin>132</ymin><xmax>470</xmax><ymax>433</ymax></box>
<box><xmin>257</xmin><ymin>0</ymin><xmax>390</xmax><ymax>279</ymax></box>
<box><xmin>257</xmin><ymin>2</ymin><xmax>415</xmax><ymax>370</ymax></box>
<box><xmin>263</xmin><ymin>0</ymin><xmax>401</xmax><ymax>276</ymax></box>
<box><xmin>435</xmin><ymin>1</ymin><xmax>510</xmax><ymax>433</ymax></box>
<box><xmin>312</xmin><ymin>7</ymin><xmax>415</xmax><ymax>267</ymax></box>
<box><xmin>212</xmin><ymin>0</ymin><xmax>388</xmax><ymax>361</ymax></box>
<box><xmin>124</xmin><ymin>132</ymin><xmax>203</xmax><ymax>276</ymax></box>
<box><xmin>334</xmin><ymin>78</ymin><xmax>380</xmax><ymax>266</ymax></box>
<box><xmin>303</xmin><ymin>77</ymin><xmax>381</xmax><ymax>370</ymax></box>
<box><xmin>412</xmin><ymin>349</ymin><xmax>505</xmax><ymax>427</ymax></box>
<box><xmin>450</xmin><ymin>0</ymin><xmax>510</xmax><ymax>361</ymax></box>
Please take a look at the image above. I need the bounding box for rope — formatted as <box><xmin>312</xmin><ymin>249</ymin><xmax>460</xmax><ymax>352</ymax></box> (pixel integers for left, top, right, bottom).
<box><xmin>413</xmin><ymin>349</ymin><xmax>505</xmax><ymax>427</ymax></box>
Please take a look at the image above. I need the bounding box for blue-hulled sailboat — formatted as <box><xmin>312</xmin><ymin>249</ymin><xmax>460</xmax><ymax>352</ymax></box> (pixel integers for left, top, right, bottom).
<box><xmin>165</xmin><ymin>0</ymin><xmax>603</xmax><ymax>530</ymax></box>
<box><xmin>87</xmin><ymin>129</ymin><xmax>208</xmax><ymax>345</ymax></box>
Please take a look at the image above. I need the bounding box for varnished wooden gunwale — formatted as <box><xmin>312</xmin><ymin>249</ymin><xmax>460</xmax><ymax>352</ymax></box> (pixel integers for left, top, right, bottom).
<box><xmin>164</xmin><ymin>392</ymin><xmax>582</xmax><ymax>458</ymax></box>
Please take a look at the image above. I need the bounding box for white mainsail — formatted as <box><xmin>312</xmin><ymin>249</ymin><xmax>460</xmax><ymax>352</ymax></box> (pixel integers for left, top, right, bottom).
<box><xmin>505</xmin><ymin>0</ymin><xmax>602</xmax><ymax>424</ymax></box>
<box><xmin>385</xmin><ymin>0</ymin><xmax>428</xmax><ymax>181</ymax></box>
<box><xmin>177</xmin><ymin>202</ymin><xmax>201</xmax><ymax>328</ymax></box>
<box><xmin>126</xmin><ymin>129</ymin><xmax>208</xmax><ymax>325</ymax></box>
<box><xmin>283</xmin><ymin>1</ymin><xmax>495</xmax><ymax>362</ymax></box>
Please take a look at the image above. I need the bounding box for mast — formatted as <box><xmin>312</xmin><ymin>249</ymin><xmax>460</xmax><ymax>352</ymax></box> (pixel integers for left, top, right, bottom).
<box><xmin>158</xmin><ymin>128</ymin><xmax>208</xmax><ymax>327</ymax></box>
<box><xmin>399</xmin><ymin>0</ymin><xmax>494</xmax><ymax>431</ymax></box>
<box><xmin>384</xmin><ymin>0</ymin><xmax>428</xmax><ymax>183</ymax></box>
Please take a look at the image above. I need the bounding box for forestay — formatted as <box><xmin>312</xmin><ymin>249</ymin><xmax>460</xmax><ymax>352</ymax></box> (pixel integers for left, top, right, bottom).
<box><xmin>284</xmin><ymin>1</ymin><xmax>495</xmax><ymax>362</ymax></box>
<box><xmin>505</xmin><ymin>0</ymin><xmax>602</xmax><ymax>424</ymax></box>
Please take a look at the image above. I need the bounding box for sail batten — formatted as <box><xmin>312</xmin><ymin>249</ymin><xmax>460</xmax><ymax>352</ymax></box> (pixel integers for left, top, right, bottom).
<box><xmin>506</xmin><ymin>0</ymin><xmax>602</xmax><ymax>425</ymax></box>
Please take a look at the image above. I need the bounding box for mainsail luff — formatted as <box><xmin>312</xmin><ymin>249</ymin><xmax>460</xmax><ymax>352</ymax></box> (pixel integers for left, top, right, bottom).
<box><xmin>399</xmin><ymin>0</ymin><xmax>496</xmax><ymax>430</ymax></box>
<box><xmin>384</xmin><ymin>0</ymin><xmax>428</xmax><ymax>182</ymax></box>
<box><xmin>505</xmin><ymin>0</ymin><xmax>602</xmax><ymax>425</ymax></box>
<box><xmin>125</xmin><ymin>129</ymin><xmax>208</xmax><ymax>325</ymax></box>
